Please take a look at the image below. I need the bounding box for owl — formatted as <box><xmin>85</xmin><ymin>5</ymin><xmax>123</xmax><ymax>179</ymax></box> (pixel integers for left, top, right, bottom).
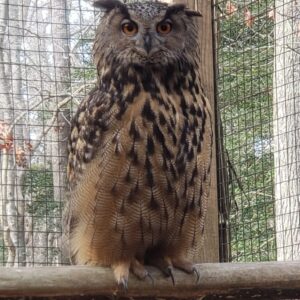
<box><xmin>65</xmin><ymin>0</ymin><xmax>213</xmax><ymax>288</ymax></box>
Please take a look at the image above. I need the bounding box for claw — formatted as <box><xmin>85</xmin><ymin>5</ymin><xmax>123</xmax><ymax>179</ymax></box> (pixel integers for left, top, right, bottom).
<box><xmin>172</xmin><ymin>257</ymin><xmax>199</xmax><ymax>285</ymax></box>
<box><xmin>117</xmin><ymin>277</ymin><xmax>128</xmax><ymax>291</ymax></box>
<box><xmin>130</xmin><ymin>258</ymin><xmax>152</xmax><ymax>283</ymax></box>
<box><xmin>166</xmin><ymin>266</ymin><xmax>175</xmax><ymax>286</ymax></box>
<box><xmin>113</xmin><ymin>261</ymin><xmax>130</xmax><ymax>292</ymax></box>
<box><xmin>193</xmin><ymin>267</ymin><xmax>200</xmax><ymax>283</ymax></box>
<box><xmin>147</xmin><ymin>255</ymin><xmax>175</xmax><ymax>285</ymax></box>
<box><xmin>146</xmin><ymin>272</ymin><xmax>154</xmax><ymax>286</ymax></box>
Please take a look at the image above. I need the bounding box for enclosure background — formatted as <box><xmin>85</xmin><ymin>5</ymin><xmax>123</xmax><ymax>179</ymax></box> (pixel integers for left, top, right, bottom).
<box><xmin>215</xmin><ymin>0</ymin><xmax>300</xmax><ymax>262</ymax></box>
<box><xmin>0</xmin><ymin>0</ymin><xmax>299</xmax><ymax>266</ymax></box>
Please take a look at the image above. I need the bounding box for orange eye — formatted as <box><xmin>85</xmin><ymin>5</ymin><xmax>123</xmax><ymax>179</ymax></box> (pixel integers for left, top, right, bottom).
<box><xmin>157</xmin><ymin>21</ymin><xmax>172</xmax><ymax>34</ymax></box>
<box><xmin>121</xmin><ymin>21</ymin><xmax>138</xmax><ymax>36</ymax></box>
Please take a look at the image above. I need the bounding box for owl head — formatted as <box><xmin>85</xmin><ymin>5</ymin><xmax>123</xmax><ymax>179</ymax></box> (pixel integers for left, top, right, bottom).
<box><xmin>93</xmin><ymin>0</ymin><xmax>201</xmax><ymax>68</ymax></box>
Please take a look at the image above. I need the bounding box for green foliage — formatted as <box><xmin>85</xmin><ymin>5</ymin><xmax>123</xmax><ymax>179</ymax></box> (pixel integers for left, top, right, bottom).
<box><xmin>217</xmin><ymin>0</ymin><xmax>276</xmax><ymax>261</ymax></box>
<box><xmin>72</xmin><ymin>66</ymin><xmax>97</xmax><ymax>82</ymax></box>
<box><xmin>71</xmin><ymin>37</ymin><xmax>97</xmax><ymax>82</ymax></box>
<box><xmin>22</xmin><ymin>165</ymin><xmax>58</xmax><ymax>219</ymax></box>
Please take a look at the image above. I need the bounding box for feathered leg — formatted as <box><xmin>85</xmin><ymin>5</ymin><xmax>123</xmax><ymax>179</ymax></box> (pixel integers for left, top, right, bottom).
<box><xmin>112</xmin><ymin>261</ymin><xmax>130</xmax><ymax>290</ymax></box>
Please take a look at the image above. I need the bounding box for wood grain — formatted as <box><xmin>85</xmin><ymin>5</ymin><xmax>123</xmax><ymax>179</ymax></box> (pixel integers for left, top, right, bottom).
<box><xmin>173</xmin><ymin>0</ymin><xmax>219</xmax><ymax>263</ymax></box>
<box><xmin>0</xmin><ymin>262</ymin><xmax>300</xmax><ymax>299</ymax></box>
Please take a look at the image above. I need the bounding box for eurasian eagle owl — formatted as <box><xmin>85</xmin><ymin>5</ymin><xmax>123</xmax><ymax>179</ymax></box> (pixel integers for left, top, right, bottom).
<box><xmin>65</xmin><ymin>0</ymin><xmax>213</xmax><ymax>288</ymax></box>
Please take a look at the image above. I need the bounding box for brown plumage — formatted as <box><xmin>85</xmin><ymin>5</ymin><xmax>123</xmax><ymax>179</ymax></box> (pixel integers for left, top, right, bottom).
<box><xmin>64</xmin><ymin>0</ymin><xmax>213</xmax><ymax>287</ymax></box>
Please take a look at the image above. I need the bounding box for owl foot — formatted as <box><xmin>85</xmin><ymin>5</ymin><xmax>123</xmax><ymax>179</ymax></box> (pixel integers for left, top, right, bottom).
<box><xmin>172</xmin><ymin>258</ymin><xmax>200</xmax><ymax>283</ymax></box>
<box><xmin>112</xmin><ymin>261</ymin><xmax>130</xmax><ymax>290</ymax></box>
<box><xmin>147</xmin><ymin>256</ymin><xmax>175</xmax><ymax>286</ymax></box>
<box><xmin>165</xmin><ymin>265</ymin><xmax>175</xmax><ymax>286</ymax></box>
<box><xmin>130</xmin><ymin>259</ymin><xmax>154</xmax><ymax>284</ymax></box>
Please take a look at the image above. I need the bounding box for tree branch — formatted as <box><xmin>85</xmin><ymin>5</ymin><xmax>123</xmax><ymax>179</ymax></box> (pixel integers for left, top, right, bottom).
<box><xmin>29</xmin><ymin>80</ymin><xmax>96</xmax><ymax>154</ymax></box>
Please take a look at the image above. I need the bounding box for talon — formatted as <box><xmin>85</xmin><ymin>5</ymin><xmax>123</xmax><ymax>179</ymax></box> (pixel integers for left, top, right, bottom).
<box><xmin>147</xmin><ymin>255</ymin><xmax>174</xmax><ymax>284</ymax></box>
<box><xmin>166</xmin><ymin>266</ymin><xmax>175</xmax><ymax>286</ymax></box>
<box><xmin>146</xmin><ymin>272</ymin><xmax>154</xmax><ymax>286</ymax></box>
<box><xmin>172</xmin><ymin>257</ymin><xmax>198</xmax><ymax>284</ymax></box>
<box><xmin>193</xmin><ymin>267</ymin><xmax>200</xmax><ymax>283</ymax></box>
<box><xmin>118</xmin><ymin>277</ymin><xmax>128</xmax><ymax>291</ymax></box>
<box><xmin>131</xmin><ymin>258</ymin><xmax>151</xmax><ymax>282</ymax></box>
<box><xmin>113</xmin><ymin>261</ymin><xmax>130</xmax><ymax>292</ymax></box>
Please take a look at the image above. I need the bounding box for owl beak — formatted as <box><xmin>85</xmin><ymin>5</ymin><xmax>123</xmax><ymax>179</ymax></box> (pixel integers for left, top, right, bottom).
<box><xmin>143</xmin><ymin>33</ymin><xmax>152</xmax><ymax>54</ymax></box>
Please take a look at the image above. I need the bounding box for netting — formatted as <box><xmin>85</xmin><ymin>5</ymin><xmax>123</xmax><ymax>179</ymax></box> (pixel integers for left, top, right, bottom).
<box><xmin>0</xmin><ymin>0</ymin><xmax>299</xmax><ymax>269</ymax></box>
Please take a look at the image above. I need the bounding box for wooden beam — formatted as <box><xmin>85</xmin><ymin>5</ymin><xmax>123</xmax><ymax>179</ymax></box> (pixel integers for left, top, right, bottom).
<box><xmin>173</xmin><ymin>0</ymin><xmax>220</xmax><ymax>263</ymax></box>
<box><xmin>1</xmin><ymin>262</ymin><xmax>300</xmax><ymax>299</ymax></box>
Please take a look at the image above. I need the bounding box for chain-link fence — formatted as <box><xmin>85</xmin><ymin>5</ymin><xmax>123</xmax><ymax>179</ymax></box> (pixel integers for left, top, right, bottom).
<box><xmin>0</xmin><ymin>0</ymin><xmax>299</xmax><ymax>270</ymax></box>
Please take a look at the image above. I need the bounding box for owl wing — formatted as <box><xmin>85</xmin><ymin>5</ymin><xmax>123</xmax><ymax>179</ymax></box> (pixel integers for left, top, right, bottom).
<box><xmin>166</xmin><ymin>94</ymin><xmax>213</xmax><ymax>259</ymax></box>
<box><xmin>63</xmin><ymin>87</ymin><xmax>114</xmax><ymax>262</ymax></box>
<box><xmin>67</xmin><ymin>87</ymin><xmax>113</xmax><ymax>186</ymax></box>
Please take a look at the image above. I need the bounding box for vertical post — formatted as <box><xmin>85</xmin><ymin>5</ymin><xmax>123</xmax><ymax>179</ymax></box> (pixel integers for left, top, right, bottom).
<box><xmin>273</xmin><ymin>0</ymin><xmax>300</xmax><ymax>261</ymax></box>
<box><xmin>173</xmin><ymin>0</ymin><xmax>219</xmax><ymax>263</ymax></box>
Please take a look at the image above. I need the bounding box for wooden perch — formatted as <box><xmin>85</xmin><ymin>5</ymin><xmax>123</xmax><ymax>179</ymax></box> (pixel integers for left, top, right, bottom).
<box><xmin>0</xmin><ymin>262</ymin><xmax>300</xmax><ymax>299</ymax></box>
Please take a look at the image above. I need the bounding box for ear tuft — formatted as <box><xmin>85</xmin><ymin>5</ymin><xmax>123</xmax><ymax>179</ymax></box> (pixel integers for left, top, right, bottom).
<box><xmin>185</xmin><ymin>10</ymin><xmax>202</xmax><ymax>17</ymax></box>
<box><xmin>165</xmin><ymin>4</ymin><xmax>202</xmax><ymax>18</ymax></box>
<box><xmin>165</xmin><ymin>4</ymin><xmax>186</xmax><ymax>18</ymax></box>
<box><xmin>93</xmin><ymin>0</ymin><xmax>124</xmax><ymax>12</ymax></box>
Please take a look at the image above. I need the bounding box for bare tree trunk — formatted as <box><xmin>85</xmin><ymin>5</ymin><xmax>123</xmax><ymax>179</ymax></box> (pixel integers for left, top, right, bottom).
<box><xmin>50</xmin><ymin>110</ymin><xmax>70</xmax><ymax>265</ymax></box>
<box><xmin>1</xmin><ymin>150</ymin><xmax>16</xmax><ymax>266</ymax></box>
<box><xmin>0</xmin><ymin>0</ymin><xmax>34</xmax><ymax>266</ymax></box>
<box><xmin>0</xmin><ymin>0</ymin><xmax>10</xmax><ymax>234</ymax></box>
<box><xmin>50</xmin><ymin>0</ymin><xmax>71</xmax><ymax>265</ymax></box>
<box><xmin>273</xmin><ymin>0</ymin><xmax>300</xmax><ymax>261</ymax></box>
<box><xmin>6</xmin><ymin>0</ymin><xmax>31</xmax><ymax>266</ymax></box>
<box><xmin>0</xmin><ymin>0</ymin><xmax>27</xmax><ymax>266</ymax></box>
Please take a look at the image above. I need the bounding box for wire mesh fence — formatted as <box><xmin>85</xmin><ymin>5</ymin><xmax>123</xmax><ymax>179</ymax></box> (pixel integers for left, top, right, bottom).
<box><xmin>0</xmin><ymin>0</ymin><xmax>99</xmax><ymax>266</ymax></box>
<box><xmin>215</xmin><ymin>0</ymin><xmax>300</xmax><ymax>262</ymax></box>
<box><xmin>0</xmin><ymin>0</ymin><xmax>299</xmax><ymax>270</ymax></box>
